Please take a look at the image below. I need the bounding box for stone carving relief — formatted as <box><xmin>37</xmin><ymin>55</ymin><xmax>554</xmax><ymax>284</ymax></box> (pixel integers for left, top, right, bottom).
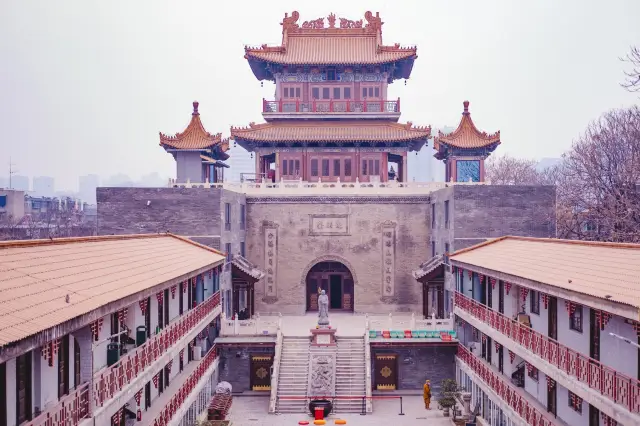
<box><xmin>308</xmin><ymin>353</ymin><xmax>336</xmax><ymax>398</ymax></box>
<box><xmin>381</xmin><ymin>220</ymin><xmax>397</xmax><ymax>298</ymax></box>
<box><xmin>263</xmin><ymin>221</ymin><xmax>279</xmax><ymax>303</ymax></box>
<box><xmin>309</xmin><ymin>214</ymin><xmax>349</xmax><ymax>236</ymax></box>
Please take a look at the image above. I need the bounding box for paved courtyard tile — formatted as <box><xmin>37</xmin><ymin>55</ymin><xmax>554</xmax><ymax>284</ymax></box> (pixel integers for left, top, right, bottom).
<box><xmin>226</xmin><ymin>396</ymin><xmax>454</xmax><ymax>426</ymax></box>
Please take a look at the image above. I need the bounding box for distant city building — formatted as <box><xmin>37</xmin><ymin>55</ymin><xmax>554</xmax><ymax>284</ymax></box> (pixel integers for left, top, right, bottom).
<box><xmin>225</xmin><ymin>145</ymin><xmax>256</xmax><ymax>182</ymax></box>
<box><xmin>9</xmin><ymin>175</ymin><xmax>29</xmax><ymax>191</ymax></box>
<box><xmin>79</xmin><ymin>174</ymin><xmax>100</xmax><ymax>202</ymax></box>
<box><xmin>0</xmin><ymin>177</ymin><xmax>7</xmax><ymax>189</ymax></box>
<box><xmin>32</xmin><ymin>176</ymin><xmax>55</xmax><ymax>196</ymax></box>
<box><xmin>0</xmin><ymin>189</ymin><xmax>25</xmax><ymax>220</ymax></box>
<box><xmin>407</xmin><ymin>126</ymin><xmax>454</xmax><ymax>182</ymax></box>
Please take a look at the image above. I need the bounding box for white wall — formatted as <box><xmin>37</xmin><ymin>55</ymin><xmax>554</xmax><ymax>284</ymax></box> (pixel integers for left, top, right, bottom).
<box><xmin>93</xmin><ymin>314</ymin><xmax>112</xmax><ymax>372</ymax></box>
<box><xmin>600</xmin><ymin>315</ymin><xmax>638</xmax><ymax>379</ymax></box>
<box><xmin>35</xmin><ymin>348</ymin><xmax>58</xmax><ymax>411</ymax></box>
<box><xmin>556</xmin><ymin>384</ymin><xmax>588</xmax><ymax>426</ymax></box>
<box><xmin>523</xmin><ymin>370</ymin><xmax>547</xmax><ymax>407</ymax></box>
<box><xmin>169</xmin><ymin>286</ymin><xmax>180</xmax><ymax>322</ymax></box>
<box><xmin>6</xmin><ymin>357</ymin><xmax>16</xmax><ymax>426</ymax></box>
<box><xmin>557</xmin><ymin>300</ymin><xmax>590</xmax><ymax>357</ymax></box>
<box><xmin>150</xmin><ymin>297</ymin><xmax>159</xmax><ymax>334</ymax></box>
<box><xmin>526</xmin><ymin>291</ymin><xmax>549</xmax><ymax>337</ymax></box>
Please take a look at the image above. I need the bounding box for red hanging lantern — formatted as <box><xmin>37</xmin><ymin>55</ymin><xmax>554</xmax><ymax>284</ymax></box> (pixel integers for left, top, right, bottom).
<box><xmin>541</xmin><ymin>293</ymin><xmax>549</xmax><ymax>309</ymax></box>
<box><xmin>467</xmin><ymin>270</ymin><xmax>473</xmax><ymax>279</ymax></box>
<box><xmin>139</xmin><ymin>299</ymin><xmax>147</xmax><ymax>315</ymax></box>
<box><xmin>153</xmin><ymin>373</ymin><xmax>159</xmax><ymax>388</ymax></box>
<box><xmin>137</xmin><ymin>410</ymin><xmax>142</xmax><ymax>422</ymax></box>
<box><xmin>508</xmin><ymin>350</ymin><xmax>515</xmax><ymax>364</ymax></box>
<box><xmin>489</xmin><ymin>277</ymin><xmax>497</xmax><ymax>289</ymax></box>
<box><xmin>505</xmin><ymin>282</ymin><xmax>512</xmax><ymax>295</ymax></box>
<box><xmin>521</xmin><ymin>287</ymin><xmax>529</xmax><ymax>302</ymax></box>
<box><xmin>494</xmin><ymin>341</ymin><xmax>501</xmax><ymax>352</ymax></box>
<box><xmin>156</xmin><ymin>292</ymin><xmax>163</xmax><ymax>304</ymax></box>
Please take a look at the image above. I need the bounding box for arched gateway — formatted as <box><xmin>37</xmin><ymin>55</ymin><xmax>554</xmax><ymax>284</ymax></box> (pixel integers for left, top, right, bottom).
<box><xmin>304</xmin><ymin>258</ymin><xmax>355</xmax><ymax>312</ymax></box>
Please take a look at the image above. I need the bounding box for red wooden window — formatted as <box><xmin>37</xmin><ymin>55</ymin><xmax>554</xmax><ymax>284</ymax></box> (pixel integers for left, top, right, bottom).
<box><xmin>344</xmin><ymin>159</ymin><xmax>352</xmax><ymax>176</ymax></box>
<box><xmin>333</xmin><ymin>159</ymin><xmax>341</xmax><ymax>176</ymax></box>
<box><xmin>283</xmin><ymin>87</ymin><xmax>301</xmax><ymax>98</ymax></box>
<box><xmin>311</xmin><ymin>159</ymin><xmax>319</xmax><ymax>177</ymax></box>
<box><xmin>322</xmin><ymin>159</ymin><xmax>330</xmax><ymax>176</ymax></box>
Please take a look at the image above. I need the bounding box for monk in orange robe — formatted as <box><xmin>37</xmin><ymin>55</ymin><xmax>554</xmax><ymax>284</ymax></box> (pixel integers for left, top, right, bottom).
<box><xmin>423</xmin><ymin>379</ymin><xmax>432</xmax><ymax>409</ymax></box>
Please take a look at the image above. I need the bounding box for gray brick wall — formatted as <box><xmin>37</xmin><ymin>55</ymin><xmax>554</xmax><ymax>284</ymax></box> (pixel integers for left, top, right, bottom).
<box><xmin>217</xmin><ymin>346</ymin><xmax>275</xmax><ymax>392</ymax></box>
<box><xmin>96</xmin><ymin>187</ymin><xmax>225</xmax><ymax>241</ymax></box>
<box><xmin>371</xmin><ymin>345</ymin><xmax>457</xmax><ymax>391</ymax></box>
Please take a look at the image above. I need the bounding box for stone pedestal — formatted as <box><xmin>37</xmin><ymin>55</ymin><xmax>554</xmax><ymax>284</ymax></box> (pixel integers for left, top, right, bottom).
<box><xmin>310</xmin><ymin>328</ymin><xmax>337</xmax><ymax>346</ymax></box>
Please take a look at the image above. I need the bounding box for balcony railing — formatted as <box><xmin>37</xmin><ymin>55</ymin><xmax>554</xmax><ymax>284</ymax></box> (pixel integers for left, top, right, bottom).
<box><xmin>152</xmin><ymin>345</ymin><xmax>218</xmax><ymax>426</ymax></box>
<box><xmin>263</xmin><ymin>98</ymin><xmax>400</xmax><ymax>114</ymax></box>
<box><xmin>457</xmin><ymin>345</ymin><xmax>557</xmax><ymax>426</ymax></box>
<box><xmin>25</xmin><ymin>382</ymin><xmax>90</xmax><ymax>426</ymax></box>
<box><xmin>94</xmin><ymin>292</ymin><xmax>221</xmax><ymax>408</ymax></box>
<box><xmin>454</xmin><ymin>291</ymin><xmax>640</xmax><ymax>414</ymax></box>
<box><xmin>220</xmin><ymin>312</ymin><xmax>281</xmax><ymax>336</ymax></box>
<box><xmin>365</xmin><ymin>312</ymin><xmax>456</xmax><ymax>339</ymax></box>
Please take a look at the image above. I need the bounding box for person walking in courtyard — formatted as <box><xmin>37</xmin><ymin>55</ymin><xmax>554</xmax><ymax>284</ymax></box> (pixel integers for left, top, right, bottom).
<box><xmin>423</xmin><ymin>379</ymin><xmax>432</xmax><ymax>409</ymax></box>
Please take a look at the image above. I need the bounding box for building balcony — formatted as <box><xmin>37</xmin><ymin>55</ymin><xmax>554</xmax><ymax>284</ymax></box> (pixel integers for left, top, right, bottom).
<box><xmin>262</xmin><ymin>98</ymin><xmax>401</xmax><ymax>120</ymax></box>
<box><xmin>145</xmin><ymin>345</ymin><xmax>219</xmax><ymax>426</ymax></box>
<box><xmin>24</xmin><ymin>383</ymin><xmax>90</xmax><ymax>426</ymax></box>
<box><xmin>168</xmin><ymin>178</ymin><xmax>485</xmax><ymax>196</ymax></box>
<box><xmin>457</xmin><ymin>345</ymin><xmax>561</xmax><ymax>426</ymax></box>
<box><xmin>93</xmin><ymin>292</ymin><xmax>221</xmax><ymax>412</ymax></box>
<box><xmin>454</xmin><ymin>291</ymin><xmax>640</xmax><ymax>423</ymax></box>
<box><xmin>219</xmin><ymin>312</ymin><xmax>281</xmax><ymax>337</ymax></box>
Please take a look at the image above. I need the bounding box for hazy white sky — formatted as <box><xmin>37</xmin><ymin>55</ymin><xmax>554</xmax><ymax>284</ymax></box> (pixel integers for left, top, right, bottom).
<box><xmin>1</xmin><ymin>0</ymin><xmax>638</xmax><ymax>191</ymax></box>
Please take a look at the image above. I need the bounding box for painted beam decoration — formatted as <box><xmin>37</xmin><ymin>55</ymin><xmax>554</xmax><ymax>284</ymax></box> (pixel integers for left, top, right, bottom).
<box><xmin>263</xmin><ymin>221</ymin><xmax>279</xmax><ymax>302</ymax></box>
<box><xmin>381</xmin><ymin>220</ymin><xmax>396</xmax><ymax>297</ymax></box>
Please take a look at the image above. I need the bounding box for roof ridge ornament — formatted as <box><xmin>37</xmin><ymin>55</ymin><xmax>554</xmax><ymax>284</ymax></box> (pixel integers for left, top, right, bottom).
<box><xmin>463</xmin><ymin>100</ymin><xmax>470</xmax><ymax>115</ymax></box>
<box><xmin>192</xmin><ymin>101</ymin><xmax>199</xmax><ymax>116</ymax></box>
<box><xmin>364</xmin><ymin>11</ymin><xmax>383</xmax><ymax>32</ymax></box>
<box><xmin>327</xmin><ymin>13</ymin><xmax>336</xmax><ymax>28</ymax></box>
<box><xmin>281</xmin><ymin>11</ymin><xmax>300</xmax><ymax>32</ymax></box>
<box><xmin>302</xmin><ymin>17</ymin><xmax>325</xmax><ymax>29</ymax></box>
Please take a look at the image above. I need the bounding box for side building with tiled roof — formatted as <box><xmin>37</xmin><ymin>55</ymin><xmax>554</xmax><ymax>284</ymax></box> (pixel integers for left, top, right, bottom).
<box><xmin>425</xmin><ymin>236</ymin><xmax>640</xmax><ymax>425</ymax></box>
<box><xmin>232</xmin><ymin>10</ymin><xmax>431</xmax><ymax>183</ymax></box>
<box><xmin>0</xmin><ymin>234</ymin><xmax>227</xmax><ymax>426</ymax></box>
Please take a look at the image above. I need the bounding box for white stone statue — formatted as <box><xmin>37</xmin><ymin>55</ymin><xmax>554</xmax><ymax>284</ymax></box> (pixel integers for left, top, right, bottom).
<box><xmin>318</xmin><ymin>290</ymin><xmax>329</xmax><ymax>327</ymax></box>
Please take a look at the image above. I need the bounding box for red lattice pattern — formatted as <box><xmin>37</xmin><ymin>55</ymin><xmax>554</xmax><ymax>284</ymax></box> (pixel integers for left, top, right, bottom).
<box><xmin>23</xmin><ymin>383</ymin><xmax>90</xmax><ymax>426</ymax></box>
<box><xmin>457</xmin><ymin>345</ymin><xmax>556</xmax><ymax>426</ymax></box>
<box><xmin>152</xmin><ymin>345</ymin><xmax>218</xmax><ymax>426</ymax></box>
<box><xmin>455</xmin><ymin>291</ymin><xmax>640</xmax><ymax>414</ymax></box>
<box><xmin>93</xmin><ymin>291</ymin><xmax>221</xmax><ymax>408</ymax></box>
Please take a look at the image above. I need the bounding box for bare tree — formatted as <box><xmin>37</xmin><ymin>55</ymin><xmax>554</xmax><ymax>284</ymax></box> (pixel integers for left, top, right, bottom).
<box><xmin>556</xmin><ymin>106</ymin><xmax>640</xmax><ymax>242</ymax></box>
<box><xmin>485</xmin><ymin>154</ymin><xmax>550</xmax><ymax>185</ymax></box>
<box><xmin>0</xmin><ymin>214</ymin><xmax>19</xmax><ymax>241</ymax></box>
<box><xmin>621</xmin><ymin>46</ymin><xmax>640</xmax><ymax>94</ymax></box>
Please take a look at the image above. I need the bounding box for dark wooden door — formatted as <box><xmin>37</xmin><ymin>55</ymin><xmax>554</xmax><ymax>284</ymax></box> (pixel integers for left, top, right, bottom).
<box><xmin>307</xmin><ymin>277</ymin><xmax>319</xmax><ymax>311</ymax></box>
<box><xmin>58</xmin><ymin>336</ymin><xmax>69</xmax><ymax>398</ymax></box>
<box><xmin>145</xmin><ymin>382</ymin><xmax>151</xmax><ymax>409</ymax></box>
<box><xmin>164</xmin><ymin>289</ymin><xmax>170</xmax><ymax>326</ymax></box>
<box><xmin>486</xmin><ymin>337</ymin><xmax>492</xmax><ymax>364</ymax></box>
<box><xmin>74</xmin><ymin>340</ymin><xmax>81</xmax><ymax>388</ymax></box>
<box><xmin>498</xmin><ymin>281</ymin><xmax>505</xmax><ymax>314</ymax></box>
<box><xmin>16</xmin><ymin>352</ymin><xmax>32</xmax><ymax>424</ymax></box>
<box><xmin>487</xmin><ymin>281</ymin><xmax>493</xmax><ymax>309</ymax></box>
<box><xmin>179</xmin><ymin>282</ymin><xmax>184</xmax><ymax>315</ymax></box>
<box><xmin>374</xmin><ymin>354</ymin><xmax>398</xmax><ymax>390</ymax></box>
<box><xmin>498</xmin><ymin>346</ymin><xmax>504</xmax><ymax>374</ymax></box>
<box><xmin>329</xmin><ymin>274</ymin><xmax>342</xmax><ymax>309</ymax></box>
<box><xmin>250</xmin><ymin>355</ymin><xmax>273</xmax><ymax>391</ymax></box>
<box><xmin>548</xmin><ymin>297</ymin><xmax>558</xmax><ymax>340</ymax></box>
<box><xmin>589</xmin><ymin>405</ymin><xmax>599</xmax><ymax>426</ymax></box>
<box><xmin>589</xmin><ymin>309</ymin><xmax>600</xmax><ymax>360</ymax></box>
<box><xmin>157</xmin><ymin>294</ymin><xmax>164</xmax><ymax>330</ymax></box>
<box><xmin>547</xmin><ymin>381</ymin><xmax>557</xmax><ymax>416</ymax></box>
<box><xmin>145</xmin><ymin>297</ymin><xmax>151</xmax><ymax>338</ymax></box>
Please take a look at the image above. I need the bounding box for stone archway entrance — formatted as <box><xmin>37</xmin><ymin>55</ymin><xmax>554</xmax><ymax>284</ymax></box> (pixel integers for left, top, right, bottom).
<box><xmin>306</xmin><ymin>261</ymin><xmax>354</xmax><ymax>312</ymax></box>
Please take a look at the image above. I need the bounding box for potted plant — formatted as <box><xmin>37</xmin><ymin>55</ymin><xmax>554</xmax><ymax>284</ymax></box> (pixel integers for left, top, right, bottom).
<box><xmin>437</xmin><ymin>379</ymin><xmax>461</xmax><ymax>417</ymax></box>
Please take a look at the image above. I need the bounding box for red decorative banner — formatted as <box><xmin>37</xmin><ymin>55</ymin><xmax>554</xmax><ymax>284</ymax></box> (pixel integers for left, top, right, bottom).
<box><xmin>209</xmin><ymin>269</ymin><xmax>213</xmax><ymax>278</ymax></box>
<box><xmin>139</xmin><ymin>299</ymin><xmax>148</xmax><ymax>315</ymax></box>
<box><xmin>171</xmin><ymin>285</ymin><xmax>177</xmax><ymax>299</ymax></box>
<box><xmin>467</xmin><ymin>270</ymin><xmax>473</xmax><ymax>279</ymax></box>
<box><xmin>505</xmin><ymin>282</ymin><xmax>512</xmax><ymax>295</ymax></box>
<box><xmin>521</xmin><ymin>287</ymin><xmax>529</xmax><ymax>302</ymax></box>
<box><xmin>156</xmin><ymin>292</ymin><xmax>163</xmax><ymax>304</ymax></box>
<box><xmin>541</xmin><ymin>293</ymin><xmax>549</xmax><ymax>309</ymax></box>
<box><xmin>167</xmin><ymin>360</ymin><xmax>173</xmax><ymax>373</ymax></box>
<box><xmin>546</xmin><ymin>376</ymin><xmax>556</xmax><ymax>391</ymax></box>
<box><xmin>494</xmin><ymin>341</ymin><xmax>501</xmax><ymax>352</ymax></box>
<box><xmin>565</xmin><ymin>300</ymin><xmax>577</xmax><ymax>314</ymax></box>
<box><xmin>489</xmin><ymin>277</ymin><xmax>497</xmax><ymax>289</ymax></box>
<box><xmin>481</xmin><ymin>334</ymin><xmax>487</xmax><ymax>344</ymax></box>
<box><xmin>508</xmin><ymin>350</ymin><xmax>515</xmax><ymax>364</ymax></box>
<box><xmin>183</xmin><ymin>281</ymin><xmax>188</xmax><ymax>293</ymax></box>
<box><xmin>179</xmin><ymin>348</ymin><xmax>185</xmax><ymax>360</ymax></box>
<box><xmin>134</xmin><ymin>389</ymin><xmax>142</xmax><ymax>406</ymax></box>
<box><xmin>478</xmin><ymin>274</ymin><xmax>485</xmax><ymax>282</ymax></box>
<box><xmin>153</xmin><ymin>373</ymin><xmax>159</xmax><ymax>388</ymax></box>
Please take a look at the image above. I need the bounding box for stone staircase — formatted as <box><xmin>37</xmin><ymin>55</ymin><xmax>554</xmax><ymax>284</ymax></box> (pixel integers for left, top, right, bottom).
<box><xmin>275</xmin><ymin>336</ymin><xmax>310</xmax><ymax>413</ymax></box>
<box><xmin>334</xmin><ymin>336</ymin><xmax>366</xmax><ymax>413</ymax></box>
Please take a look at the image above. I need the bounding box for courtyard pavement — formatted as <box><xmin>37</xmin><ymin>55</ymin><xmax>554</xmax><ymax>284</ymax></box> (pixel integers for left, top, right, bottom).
<box><xmin>278</xmin><ymin>312</ymin><xmax>378</xmax><ymax>337</ymax></box>
<box><xmin>226</xmin><ymin>395</ymin><xmax>454</xmax><ymax>426</ymax></box>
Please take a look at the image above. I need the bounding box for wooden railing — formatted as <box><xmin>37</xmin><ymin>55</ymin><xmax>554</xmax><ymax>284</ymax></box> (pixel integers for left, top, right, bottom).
<box><xmin>25</xmin><ymin>382</ymin><xmax>90</xmax><ymax>426</ymax></box>
<box><xmin>152</xmin><ymin>345</ymin><xmax>218</xmax><ymax>426</ymax></box>
<box><xmin>93</xmin><ymin>292</ymin><xmax>221</xmax><ymax>408</ymax></box>
<box><xmin>263</xmin><ymin>98</ymin><xmax>400</xmax><ymax>114</ymax></box>
<box><xmin>457</xmin><ymin>345</ymin><xmax>557</xmax><ymax>426</ymax></box>
<box><xmin>455</xmin><ymin>291</ymin><xmax>640</xmax><ymax>414</ymax></box>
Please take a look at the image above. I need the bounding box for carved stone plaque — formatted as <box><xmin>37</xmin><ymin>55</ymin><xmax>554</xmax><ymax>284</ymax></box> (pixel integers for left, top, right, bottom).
<box><xmin>263</xmin><ymin>222</ymin><xmax>279</xmax><ymax>301</ymax></box>
<box><xmin>307</xmin><ymin>353</ymin><xmax>336</xmax><ymax>398</ymax></box>
<box><xmin>381</xmin><ymin>221</ymin><xmax>396</xmax><ymax>297</ymax></box>
<box><xmin>309</xmin><ymin>214</ymin><xmax>349</xmax><ymax>236</ymax></box>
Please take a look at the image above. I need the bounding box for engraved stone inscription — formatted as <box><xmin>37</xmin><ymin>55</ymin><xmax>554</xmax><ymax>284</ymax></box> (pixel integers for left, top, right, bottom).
<box><xmin>381</xmin><ymin>221</ymin><xmax>396</xmax><ymax>296</ymax></box>
<box><xmin>309</xmin><ymin>214</ymin><xmax>349</xmax><ymax>236</ymax></box>
<box><xmin>264</xmin><ymin>223</ymin><xmax>279</xmax><ymax>300</ymax></box>
<box><xmin>307</xmin><ymin>353</ymin><xmax>336</xmax><ymax>398</ymax></box>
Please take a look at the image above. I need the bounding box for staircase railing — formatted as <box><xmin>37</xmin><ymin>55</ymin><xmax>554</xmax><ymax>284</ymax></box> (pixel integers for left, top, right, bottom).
<box><xmin>364</xmin><ymin>332</ymin><xmax>373</xmax><ymax>413</ymax></box>
<box><xmin>268</xmin><ymin>326</ymin><xmax>284</xmax><ymax>413</ymax></box>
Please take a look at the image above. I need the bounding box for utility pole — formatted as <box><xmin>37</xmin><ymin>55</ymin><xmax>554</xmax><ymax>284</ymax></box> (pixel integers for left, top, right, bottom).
<box><xmin>9</xmin><ymin>157</ymin><xmax>17</xmax><ymax>189</ymax></box>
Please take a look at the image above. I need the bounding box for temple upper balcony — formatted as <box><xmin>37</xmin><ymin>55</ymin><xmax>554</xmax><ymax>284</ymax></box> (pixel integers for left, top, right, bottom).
<box><xmin>262</xmin><ymin>97</ymin><xmax>401</xmax><ymax>121</ymax></box>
